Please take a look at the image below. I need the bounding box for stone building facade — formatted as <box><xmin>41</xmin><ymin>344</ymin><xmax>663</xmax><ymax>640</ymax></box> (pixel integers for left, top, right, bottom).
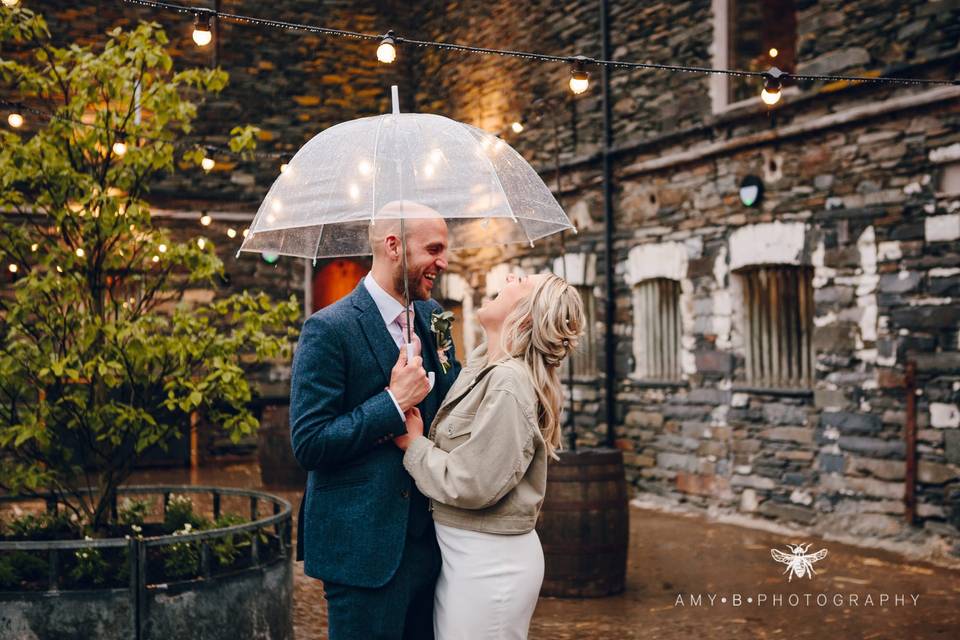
<box><xmin>9</xmin><ymin>1</ymin><xmax>960</xmax><ymax>553</ymax></box>
<box><xmin>414</xmin><ymin>0</ymin><xmax>960</xmax><ymax>555</ymax></box>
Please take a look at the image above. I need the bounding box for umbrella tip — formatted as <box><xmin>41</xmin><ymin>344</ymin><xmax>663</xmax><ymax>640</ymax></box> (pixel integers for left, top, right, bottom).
<box><xmin>391</xmin><ymin>85</ymin><xmax>400</xmax><ymax>115</ymax></box>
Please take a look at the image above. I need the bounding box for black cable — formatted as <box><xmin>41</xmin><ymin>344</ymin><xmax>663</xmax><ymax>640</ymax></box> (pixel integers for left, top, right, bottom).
<box><xmin>119</xmin><ymin>0</ymin><xmax>959</xmax><ymax>87</ymax></box>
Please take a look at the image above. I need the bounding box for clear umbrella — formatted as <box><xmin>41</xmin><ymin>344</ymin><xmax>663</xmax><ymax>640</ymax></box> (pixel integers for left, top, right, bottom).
<box><xmin>239</xmin><ymin>86</ymin><xmax>575</xmax><ymax>367</ymax></box>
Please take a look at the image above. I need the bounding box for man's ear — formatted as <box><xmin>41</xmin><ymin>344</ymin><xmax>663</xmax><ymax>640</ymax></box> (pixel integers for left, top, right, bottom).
<box><xmin>384</xmin><ymin>235</ymin><xmax>401</xmax><ymax>260</ymax></box>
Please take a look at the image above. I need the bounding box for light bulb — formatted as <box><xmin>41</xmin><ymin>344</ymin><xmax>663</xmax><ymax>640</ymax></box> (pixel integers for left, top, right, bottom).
<box><xmin>227</xmin><ymin>228</ymin><xmax>236</xmax><ymax>238</ymax></box>
<box><xmin>192</xmin><ymin>11</ymin><xmax>213</xmax><ymax>47</ymax></box>
<box><xmin>30</xmin><ymin>243</ymin><xmax>38</xmax><ymax>252</ymax></box>
<box><xmin>7</xmin><ymin>112</ymin><xmax>24</xmax><ymax>128</ymax></box>
<box><xmin>761</xmin><ymin>67</ymin><xmax>785</xmax><ymax>107</ymax></box>
<box><xmin>197</xmin><ymin>238</ymin><xmax>206</xmax><ymax>249</ymax></box>
<box><xmin>280</xmin><ymin>163</ymin><xmax>289</xmax><ymax>173</ymax></box>
<box><xmin>112</xmin><ymin>139</ymin><xmax>127</xmax><ymax>157</ymax></box>
<box><xmin>761</xmin><ymin>87</ymin><xmax>782</xmax><ymax>105</ymax></box>
<box><xmin>2</xmin><ymin>1</ymin><xmax>21</xmax><ymax>8</ymax></box>
<box><xmin>8</xmin><ymin>264</ymin><xmax>18</xmax><ymax>273</ymax></box>
<box><xmin>511</xmin><ymin>121</ymin><xmax>524</xmax><ymax>134</ymax></box>
<box><xmin>75</xmin><ymin>248</ymin><xmax>85</xmax><ymax>258</ymax></box>
<box><xmin>158</xmin><ymin>243</ymin><xmax>167</xmax><ymax>253</ymax></box>
<box><xmin>377</xmin><ymin>32</ymin><xmax>397</xmax><ymax>64</ymax></box>
<box><xmin>242</xmin><ymin>228</ymin><xmax>249</xmax><ymax>238</ymax></box>
<box><xmin>56</xmin><ymin>266</ymin><xmax>63</xmax><ymax>273</ymax></box>
<box><xmin>201</xmin><ymin>157</ymin><xmax>215</xmax><ymax>172</ymax></box>
<box><xmin>769</xmin><ymin>47</ymin><xmax>779</xmax><ymax>58</ymax></box>
<box><xmin>152</xmin><ymin>255</ymin><xmax>160</xmax><ymax>263</ymax></box>
<box><xmin>200</xmin><ymin>214</ymin><xmax>212</xmax><ymax>226</ymax></box>
<box><xmin>569</xmin><ymin>70</ymin><xmax>589</xmax><ymax>95</ymax></box>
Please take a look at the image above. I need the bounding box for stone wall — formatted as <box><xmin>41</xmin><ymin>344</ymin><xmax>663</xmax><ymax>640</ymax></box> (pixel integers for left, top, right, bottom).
<box><xmin>412</xmin><ymin>0</ymin><xmax>960</xmax><ymax>552</ymax></box>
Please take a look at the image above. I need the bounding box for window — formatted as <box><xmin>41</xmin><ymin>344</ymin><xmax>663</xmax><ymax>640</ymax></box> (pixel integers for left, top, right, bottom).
<box><xmin>940</xmin><ymin>162</ymin><xmax>960</xmax><ymax>196</ymax></box>
<box><xmin>632</xmin><ymin>278</ymin><xmax>682</xmax><ymax>380</ymax></box>
<box><xmin>712</xmin><ymin>0</ymin><xmax>797</xmax><ymax>110</ymax></box>
<box><xmin>568</xmin><ymin>285</ymin><xmax>597</xmax><ymax>377</ymax></box>
<box><xmin>737</xmin><ymin>265</ymin><xmax>812</xmax><ymax>387</ymax></box>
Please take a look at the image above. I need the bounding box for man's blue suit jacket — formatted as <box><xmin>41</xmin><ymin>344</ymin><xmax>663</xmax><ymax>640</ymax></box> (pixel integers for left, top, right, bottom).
<box><xmin>289</xmin><ymin>279</ymin><xmax>461</xmax><ymax>588</ymax></box>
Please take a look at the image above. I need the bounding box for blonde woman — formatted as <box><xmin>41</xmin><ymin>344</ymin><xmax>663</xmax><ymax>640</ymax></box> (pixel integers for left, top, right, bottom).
<box><xmin>393</xmin><ymin>271</ymin><xmax>585</xmax><ymax>639</ymax></box>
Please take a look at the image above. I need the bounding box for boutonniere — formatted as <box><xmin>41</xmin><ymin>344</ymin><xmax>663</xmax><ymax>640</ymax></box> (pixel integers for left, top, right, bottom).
<box><xmin>430</xmin><ymin>309</ymin><xmax>455</xmax><ymax>374</ymax></box>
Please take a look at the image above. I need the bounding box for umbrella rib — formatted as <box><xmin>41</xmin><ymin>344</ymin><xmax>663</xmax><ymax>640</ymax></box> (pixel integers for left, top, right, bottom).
<box><xmin>370</xmin><ymin>115</ymin><xmax>386</xmax><ymax>226</ymax></box>
<box><xmin>452</xmin><ymin>121</ymin><xmax>533</xmax><ymax>248</ymax></box>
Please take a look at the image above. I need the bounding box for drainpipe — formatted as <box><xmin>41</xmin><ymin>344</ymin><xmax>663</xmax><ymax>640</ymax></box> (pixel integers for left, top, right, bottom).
<box><xmin>600</xmin><ymin>0</ymin><xmax>616</xmax><ymax>448</ymax></box>
<box><xmin>904</xmin><ymin>360</ymin><xmax>917</xmax><ymax>525</ymax></box>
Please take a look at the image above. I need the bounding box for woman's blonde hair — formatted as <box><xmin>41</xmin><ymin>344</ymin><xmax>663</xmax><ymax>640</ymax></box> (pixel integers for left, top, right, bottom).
<box><xmin>495</xmin><ymin>272</ymin><xmax>586</xmax><ymax>460</ymax></box>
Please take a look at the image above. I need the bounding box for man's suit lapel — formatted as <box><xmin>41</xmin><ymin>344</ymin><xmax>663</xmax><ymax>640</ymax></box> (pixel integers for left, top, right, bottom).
<box><xmin>352</xmin><ymin>281</ymin><xmax>398</xmax><ymax>383</ymax></box>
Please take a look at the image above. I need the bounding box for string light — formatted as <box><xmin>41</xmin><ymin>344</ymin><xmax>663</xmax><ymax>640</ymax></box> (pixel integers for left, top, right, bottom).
<box><xmin>242</xmin><ymin>228</ymin><xmax>249</xmax><ymax>238</ymax></box>
<box><xmin>118</xmin><ymin>0</ymin><xmax>956</xmax><ymax>99</ymax></box>
<box><xmin>8</xmin><ymin>264</ymin><xmax>18</xmax><ymax>274</ymax></box>
<box><xmin>761</xmin><ymin>67</ymin><xmax>786</xmax><ymax>106</ymax></box>
<box><xmin>279</xmin><ymin>163</ymin><xmax>289</xmax><ymax>173</ymax></box>
<box><xmin>769</xmin><ymin>48</ymin><xmax>779</xmax><ymax>58</ymax></box>
<box><xmin>56</xmin><ymin>266</ymin><xmax>63</xmax><ymax>273</ymax></box>
<box><xmin>377</xmin><ymin>31</ymin><xmax>397</xmax><ymax>64</ymax></box>
<box><xmin>192</xmin><ymin>10</ymin><xmax>214</xmax><ymax>47</ymax></box>
<box><xmin>200</xmin><ymin>214</ymin><xmax>212</xmax><ymax>226</ymax></box>
<box><xmin>30</xmin><ymin>243</ymin><xmax>38</xmax><ymax>252</ymax></box>
<box><xmin>7</xmin><ymin>112</ymin><xmax>23</xmax><ymax>128</ymax></box>
<box><xmin>158</xmin><ymin>243</ymin><xmax>167</xmax><ymax>253</ymax></box>
<box><xmin>152</xmin><ymin>255</ymin><xmax>160</xmax><ymax>262</ymax></box>
<box><xmin>112</xmin><ymin>135</ymin><xmax>128</xmax><ymax>157</ymax></box>
<box><xmin>2</xmin><ymin>0</ymin><xmax>21</xmax><ymax>7</ymax></box>
<box><xmin>511</xmin><ymin>120</ymin><xmax>524</xmax><ymax>134</ymax></box>
<box><xmin>569</xmin><ymin>56</ymin><xmax>590</xmax><ymax>95</ymax></box>
<box><xmin>226</xmin><ymin>228</ymin><xmax>237</xmax><ymax>238</ymax></box>
<box><xmin>201</xmin><ymin>157</ymin><xmax>215</xmax><ymax>171</ymax></box>
<box><xmin>197</xmin><ymin>238</ymin><xmax>206</xmax><ymax>249</ymax></box>
<box><xmin>75</xmin><ymin>248</ymin><xmax>85</xmax><ymax>258</ymax></box>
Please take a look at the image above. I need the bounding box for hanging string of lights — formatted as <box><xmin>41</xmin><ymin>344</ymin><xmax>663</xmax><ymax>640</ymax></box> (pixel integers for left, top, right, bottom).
<box><xmin>116</xmin><ymin>0</ymin><xmax>958</xmax><ymax>106</ymax></box>
<box><xmin>4</xmin><ymin>0</ymin><xmax>958</xmax><ymax>158</ymax></box>
<box><xmin>0</xmin><ymin>97</ymin><xmax>290</xmax><ymax>167</ymax></box>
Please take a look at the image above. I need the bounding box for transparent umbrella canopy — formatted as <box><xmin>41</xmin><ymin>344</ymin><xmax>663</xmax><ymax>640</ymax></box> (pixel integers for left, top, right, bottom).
<box><xmin>239</xmin><ymin>86</ymin><xmax>575</xmax><ymax>374</ymax></box>
<box><xmin>238</xmin><ymin>87</ymin><xmax>575</xmax><ymax>260</ymax></box>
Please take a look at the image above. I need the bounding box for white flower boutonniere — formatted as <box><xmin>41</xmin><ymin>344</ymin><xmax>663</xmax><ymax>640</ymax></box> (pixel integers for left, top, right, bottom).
<box><xmin>430</xmin><ymin>309</ymin><xmax>455</xmax><ymax>374</ymax></box>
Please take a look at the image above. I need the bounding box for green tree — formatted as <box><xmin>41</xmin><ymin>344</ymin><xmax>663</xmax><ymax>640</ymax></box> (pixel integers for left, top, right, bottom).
<box><xmin>0</xmin><ymin>7</ymin><xmax>299</xmax><ymax>532</ymax></box>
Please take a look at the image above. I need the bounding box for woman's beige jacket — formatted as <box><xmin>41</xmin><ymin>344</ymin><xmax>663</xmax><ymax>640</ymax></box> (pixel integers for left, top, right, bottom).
<box><xmin>402</xmin><ymin>350</ymin><xmax>547</xmax><ymax>535</ymax></box>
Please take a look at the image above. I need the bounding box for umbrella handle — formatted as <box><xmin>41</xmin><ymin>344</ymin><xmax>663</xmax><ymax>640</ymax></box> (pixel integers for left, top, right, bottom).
<box><xmin>405</xmin><ymin>342</ymin><xmax>435</xmax><ymax>392</ymax></box>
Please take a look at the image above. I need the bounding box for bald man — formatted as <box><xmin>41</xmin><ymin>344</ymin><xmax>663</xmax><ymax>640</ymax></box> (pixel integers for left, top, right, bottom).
<box><xmin>290</xmin><ymin>201</ymin><xmax>462</xmax><ymax>640</ymax></box>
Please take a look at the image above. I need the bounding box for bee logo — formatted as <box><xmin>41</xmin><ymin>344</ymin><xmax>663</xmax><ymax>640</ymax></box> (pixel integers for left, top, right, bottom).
<box><xmin>770</xmin><ymin>543</ymin><xmax>828</xmax><ymax>582</ymax></box>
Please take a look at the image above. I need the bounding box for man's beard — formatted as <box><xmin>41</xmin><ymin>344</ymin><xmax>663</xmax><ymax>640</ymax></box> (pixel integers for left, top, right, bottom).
<box><xmin>392</xmin><ymin>266</ymin><xmax>431</xmax><ymax>302</ymax></box>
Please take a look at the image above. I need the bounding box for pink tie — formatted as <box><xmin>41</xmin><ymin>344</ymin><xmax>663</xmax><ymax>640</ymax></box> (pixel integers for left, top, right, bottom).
<box><xmin>394</xmin><ymin>309</ymin><xmax>422</xmax><ymax>356</ymax></box>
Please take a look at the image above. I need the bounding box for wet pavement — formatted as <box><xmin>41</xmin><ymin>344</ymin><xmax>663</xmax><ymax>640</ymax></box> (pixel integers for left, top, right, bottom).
<box><xmin>130</xmin><ymin>462</ymin><xmax>960</xmax><ymax>639</ymax></box>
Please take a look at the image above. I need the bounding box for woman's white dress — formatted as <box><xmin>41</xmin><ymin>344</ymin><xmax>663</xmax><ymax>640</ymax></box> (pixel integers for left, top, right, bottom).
<box><xmin>433</xmin><ymin>522</ymin><xmax>544</xmax><ymax>639</ymax></box>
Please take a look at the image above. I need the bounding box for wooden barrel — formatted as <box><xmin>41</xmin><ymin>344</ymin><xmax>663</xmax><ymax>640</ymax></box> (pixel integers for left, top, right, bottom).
<box><xmin>536</xmin><ymin>447</ymin><xmax>629</xmax><ymax>597</ymax></box>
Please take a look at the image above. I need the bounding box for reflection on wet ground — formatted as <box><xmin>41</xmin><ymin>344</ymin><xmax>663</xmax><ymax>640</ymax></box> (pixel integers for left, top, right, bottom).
<box><xmin>130</xmin><ymin>462</ymin><xmax>960</xmax><ymax>639</ymax></box>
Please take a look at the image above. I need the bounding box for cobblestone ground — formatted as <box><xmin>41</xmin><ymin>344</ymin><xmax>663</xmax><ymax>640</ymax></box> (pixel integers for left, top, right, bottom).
<box><xmin>133</xmin><ymin>462</ymin><xmax>960</xmax><ymax>640</ymax></box>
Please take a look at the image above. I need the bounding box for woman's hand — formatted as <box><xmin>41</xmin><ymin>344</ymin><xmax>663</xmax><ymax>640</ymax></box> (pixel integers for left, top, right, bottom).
<box><xmin>393</xmin><ymin>407</ymin><xmax>424</xmax><ymax>451</ymax></box>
